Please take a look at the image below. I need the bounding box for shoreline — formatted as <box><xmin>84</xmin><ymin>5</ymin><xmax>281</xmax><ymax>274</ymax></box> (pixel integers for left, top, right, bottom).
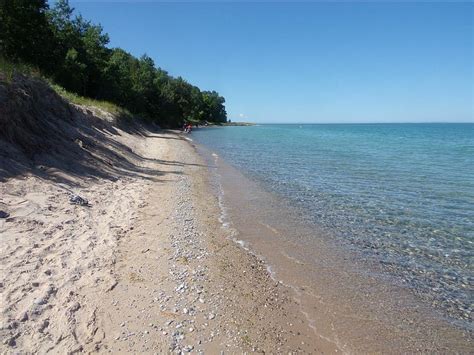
<box><xmin>189</xmin><ymin>136</ymin><xmax>473</xmax><ymax>352</ymax></box>
<box><xmin>0</xmin><ymin>127</ymin><xmax>330</xmax><ymax>353</ymax></box>
<box><xmin>1</xmin><ymin>118</ymin><xmax>472</xmax><ymax>352</ymax></box>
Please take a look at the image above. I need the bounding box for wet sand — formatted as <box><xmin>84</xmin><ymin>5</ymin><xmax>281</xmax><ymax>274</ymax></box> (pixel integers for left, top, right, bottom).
<box><xmin>194</xmin><ymin>142</ymin><xmax>473</xmax><ymax>353</ymax></box>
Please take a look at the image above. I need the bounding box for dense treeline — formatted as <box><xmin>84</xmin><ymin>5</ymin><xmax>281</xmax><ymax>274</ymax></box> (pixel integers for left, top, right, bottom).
<box><xmin>0</xmin><ymin>0</ymin><xmax>227</xmax><ymax>126</ymax></box>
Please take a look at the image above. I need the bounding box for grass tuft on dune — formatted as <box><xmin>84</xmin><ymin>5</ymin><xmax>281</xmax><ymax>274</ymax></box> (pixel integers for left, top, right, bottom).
<box><xmin>1</xmin><ymin>56</ymin><xmax>132</xmax><ymax>119</ymax></box>
<box><xmin>49</xmin><ymin>83</ymin><xmax>132</xmax><ymax>119</ymax></box>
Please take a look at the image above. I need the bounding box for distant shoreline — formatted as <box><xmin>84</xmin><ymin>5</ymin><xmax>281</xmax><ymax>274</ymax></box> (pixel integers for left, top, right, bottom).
<box><xmin>228</xmin><ymin>122</ymin><xmax>473</xmax><ymax>125</ymax></box>
<box><xmin>199</xmin><ymin>122</ymin><xmax>473</xmax><ymax>127</ymax></box>
<box><xmin>200</xmin><ymin>121</ymin><xmax>255</xmax><ymax>127</ymax></box>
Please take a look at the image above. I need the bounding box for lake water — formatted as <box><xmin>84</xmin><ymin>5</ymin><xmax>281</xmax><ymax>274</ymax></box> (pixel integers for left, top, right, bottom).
<box><xmin>192</xmin><ymin>123</ymin><xmax>473</xmax><ymax>330</ymax></box>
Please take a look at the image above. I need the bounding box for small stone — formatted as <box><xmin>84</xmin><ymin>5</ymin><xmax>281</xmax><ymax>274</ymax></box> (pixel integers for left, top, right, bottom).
<box><xmin>0</xmin><ymin>211</ymin><xmax>10</xmax><ymax>219</ymax></box>
<box><xmin>38</xmin><ymin>319</ymin><xmax>49</xmax><ymax>333</ymax></box>
<box><xmin>3</xmin><ymin>337</ymin><xmax>15</xmax><ymax>347</ymax></box>
<box><xmin>208</xmin><ymin>313</ymin><xmax>215</xmax><ymax>320</ymax></box>
<box><xmin>34</xmin><ymin>297</ymin><xmax>46</xmax><ymax>305</ymax></box>
<box><xmin>19</xmin><ymin>312</ymin><xmax>28</xmax><ymax>322</ymax></box>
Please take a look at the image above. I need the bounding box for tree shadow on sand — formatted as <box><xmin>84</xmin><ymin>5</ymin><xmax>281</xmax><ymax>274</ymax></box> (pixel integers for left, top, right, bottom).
<box><xmin>0</xmin><ymin>75</ymin><xmax>200</xmax><ymax>187</ymax></box>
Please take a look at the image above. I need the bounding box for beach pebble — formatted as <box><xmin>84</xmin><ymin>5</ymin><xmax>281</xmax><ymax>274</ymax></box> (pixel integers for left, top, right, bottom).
<box><xmin>183</xmin><ymin>345</ymin><xmax>194</xmax><ymax>352</ymax></box>
<box><xmin>18</xmin><ymin>312</ymin><xmax>28</xmax><ymax>322</ymax></box>
<box><xmin>0</xmin><ymin>211</ymin><xmax>10</xmax><ymax>219</ymax></box>
<box><xmin>38</xmin><ymin>319</ymin><xmax>49</xmax><ymax>333</ymax></box>
<box><xmin>3</xmin><ymin>336</ymin><xmax>16</xmax><ymax>347</ymax></box>
<box><xmin>34</xmin><ymin>297</ymin><xmax>46</xmax><ymax>305</ymax></box>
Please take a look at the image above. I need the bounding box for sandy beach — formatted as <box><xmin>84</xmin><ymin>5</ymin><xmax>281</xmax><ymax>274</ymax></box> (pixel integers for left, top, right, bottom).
<box><xmin>0</xmin><ymin>76</ymin><xmax>471</xmax><ymax>354</ymax></box>
<box><xmin>0</xmin><ymin>104</ymin><xmax>334</xmax><ymax>353</ymax></box>
<box><xmin>0</xmin><ymin>73</ymin><xmax>471</xmax><ymax>354</ymax></box>
<box><xmin>1</xmin><ymin>0</ymin><xmax>472</xmax><ymax>351</ymax></box>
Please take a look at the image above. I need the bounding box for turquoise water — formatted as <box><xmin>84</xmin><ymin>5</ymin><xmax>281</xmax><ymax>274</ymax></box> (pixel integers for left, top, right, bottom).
<box><xmin>192</xmin><ymin>123</ymin><xmax>474</xmax><ymax>325</ymax></box>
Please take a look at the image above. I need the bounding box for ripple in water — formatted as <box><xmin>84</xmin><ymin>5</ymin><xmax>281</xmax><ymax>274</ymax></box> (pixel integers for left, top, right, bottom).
<box><xmin>192</xmin><ymin>123</ymin><xmax>474</xmax><ymax>328</ymax></box>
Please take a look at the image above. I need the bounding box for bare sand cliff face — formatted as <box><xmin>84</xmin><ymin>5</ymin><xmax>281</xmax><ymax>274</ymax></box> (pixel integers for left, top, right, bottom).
<box><xmin>0</xmin><ymin>76</ymin><xmax>334</xmax><ymax>353</ymax></box>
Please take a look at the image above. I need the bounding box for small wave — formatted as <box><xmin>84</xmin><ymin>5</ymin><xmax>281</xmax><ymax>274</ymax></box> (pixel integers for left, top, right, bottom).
<box><xmin>232</xmin><ymin>238</ymin><xmax>249</xmax><ymax>250</ymax></box>
<box><xmin>280</xmin><ymin>251</ymin><xmax>305</xmax><ymax>265</ymax></box>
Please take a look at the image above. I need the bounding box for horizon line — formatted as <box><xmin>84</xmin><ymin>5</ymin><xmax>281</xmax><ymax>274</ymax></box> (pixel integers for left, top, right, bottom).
<box><xmin>239</xmin><ymin>121</ymin><xmax>474</xmax><ymax>125</ymax></box>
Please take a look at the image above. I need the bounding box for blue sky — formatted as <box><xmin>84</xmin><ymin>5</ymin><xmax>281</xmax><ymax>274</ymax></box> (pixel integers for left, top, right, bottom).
<box><xmin>65</xmin><ymin>1</ymin><xmax>473</xmax><ymax>123</ymax></box>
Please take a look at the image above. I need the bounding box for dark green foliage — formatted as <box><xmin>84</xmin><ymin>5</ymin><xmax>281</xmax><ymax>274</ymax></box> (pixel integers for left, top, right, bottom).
<box><xmin>0</xmin><ymin>0</ymin><xmax>57</xmax><ymax>73</ymax></box>
<box><xmin>0</xmin><ymin>0</ymin><xmax>226</xmax><ymax>127</ymax></box>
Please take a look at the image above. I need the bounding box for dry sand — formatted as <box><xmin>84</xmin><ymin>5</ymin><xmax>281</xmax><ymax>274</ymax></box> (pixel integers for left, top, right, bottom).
<box><xmin>2</xmin><ymin>76</ymin><xmax>472</xmax><ymax>354</ymax></box>
<box><xmin>0</xmin><ymin>96</ymin><xmax>336</xmax><ymax>353</ymax></box>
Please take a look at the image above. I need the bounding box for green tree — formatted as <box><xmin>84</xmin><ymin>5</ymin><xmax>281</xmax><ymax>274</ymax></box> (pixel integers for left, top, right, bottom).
<box><xmin>102</xmin><ymin>48</ymin><xmax>135</xmax><ymax>105</ymax></box>
<box><xmin>0</xmin><ymin>0</ymin><xmax>227</xmax><ymax>127</ymax></box>
<box><xmin>0</xmin><ymin>0</ymin><xmax>56</xmax><ymax>72</ymax></box>
<box><xmin>47</xmin><ymin>0</ymin><xmax>109</xmax><ymax>96</ymax></box>
<box><xmin>202</xmin><ymin>91</ymin><xmax>227</xmax><ymax>123</ymax></box>
<box><xmin>81</xmin><ymin>23</ymin><xmax>110</xmax><ymax>96</ymax></box>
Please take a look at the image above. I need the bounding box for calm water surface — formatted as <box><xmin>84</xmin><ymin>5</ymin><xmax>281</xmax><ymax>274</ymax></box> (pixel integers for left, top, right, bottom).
<box><xmin>192</xmin><ymin>123</ymin><xmax>474</xmax><ymax>327</ymax></box>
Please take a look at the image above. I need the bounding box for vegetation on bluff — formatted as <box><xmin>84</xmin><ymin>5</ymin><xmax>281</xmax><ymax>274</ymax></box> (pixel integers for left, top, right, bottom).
<box><xmin>0</xmin><ymin>0</ymin><xmax>227</xmax><ymax>127</ymax></box>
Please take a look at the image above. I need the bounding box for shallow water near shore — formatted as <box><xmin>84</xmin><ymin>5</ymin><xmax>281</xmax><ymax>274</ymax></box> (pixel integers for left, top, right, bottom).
<box><xmin>191</xmin><ymin>123</ymin><xmax>473</xmax><ymax>350</ymax></box>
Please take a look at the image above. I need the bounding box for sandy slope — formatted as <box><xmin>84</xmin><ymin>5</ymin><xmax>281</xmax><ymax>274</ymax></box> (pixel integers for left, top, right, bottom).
<box><xmin>0</xmin><ymin>104</ymin><xmax>334</xmax><ymax>353</ymax></box>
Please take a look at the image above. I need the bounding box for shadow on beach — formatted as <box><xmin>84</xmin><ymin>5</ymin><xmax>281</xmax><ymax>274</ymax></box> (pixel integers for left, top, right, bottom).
<box><xmin>0</xmin><ymin>75</ymin><xmax>205</xmax><ymax>186</ymax></box>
